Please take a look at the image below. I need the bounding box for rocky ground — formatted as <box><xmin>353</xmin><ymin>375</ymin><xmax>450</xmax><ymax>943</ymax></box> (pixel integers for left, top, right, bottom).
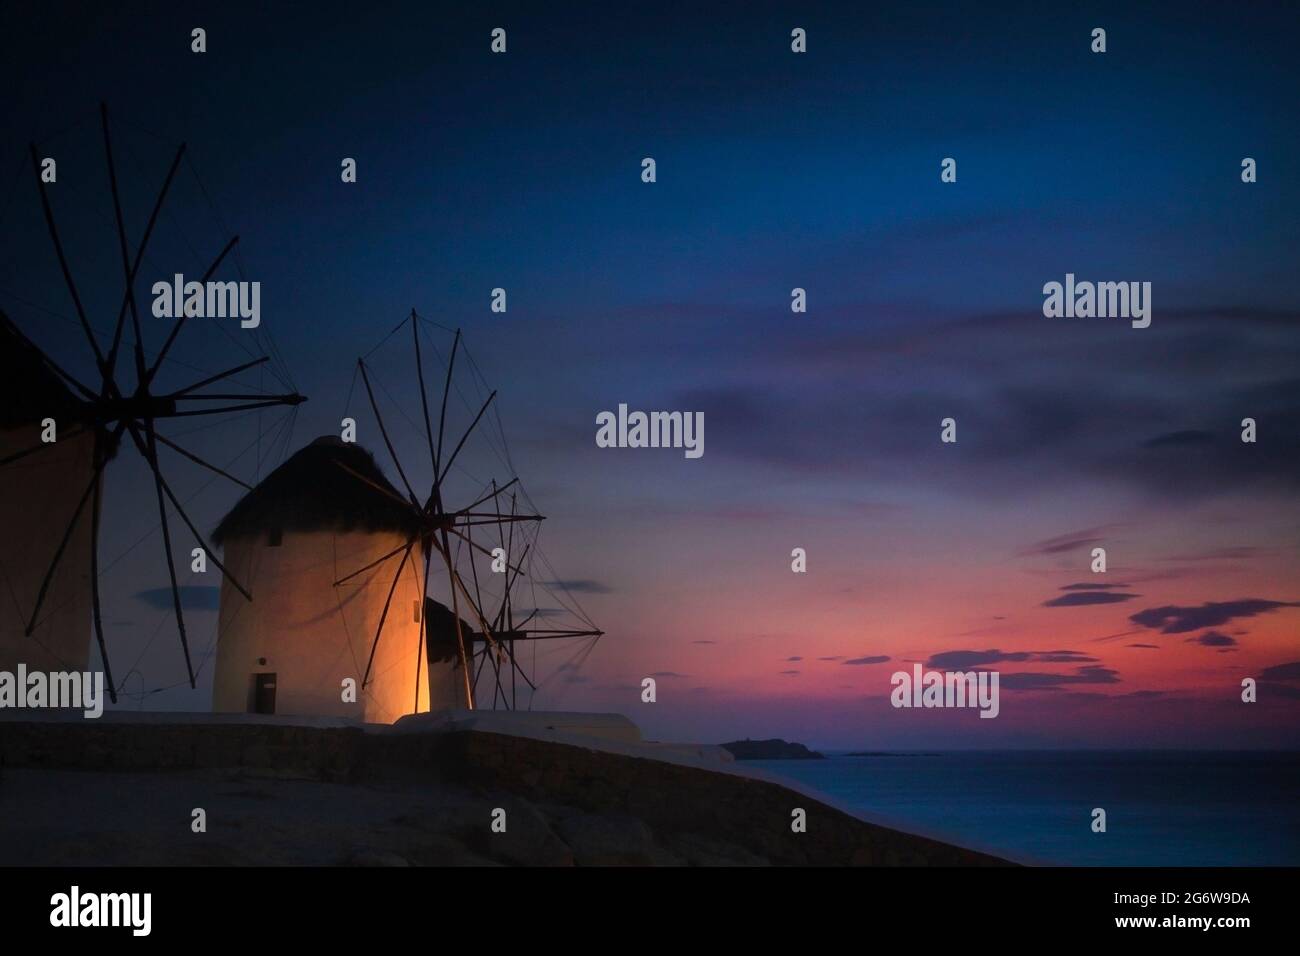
<box><xmin>1</xmin><ymin>765</ymin><xmax>724</xmax><ymax>866</ymax></box>
<box><xmin>0</xmin><ymin>721</ymin><xmax>1010</xmax><ymax>866</ymax></box>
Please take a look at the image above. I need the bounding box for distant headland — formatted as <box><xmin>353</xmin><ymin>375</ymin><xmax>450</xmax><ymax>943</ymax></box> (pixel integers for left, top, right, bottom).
<box><xmin>721</xmin><ymin>738</ymin><xmax>825</xmax><ymax>760</ymax></box>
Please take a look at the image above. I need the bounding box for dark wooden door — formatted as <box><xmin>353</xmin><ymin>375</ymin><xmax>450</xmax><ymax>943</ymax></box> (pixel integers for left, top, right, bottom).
<box><xmin>253</xmin><ymin>673</ymin><xmax>277</xmax><ymax>714</ymax></box>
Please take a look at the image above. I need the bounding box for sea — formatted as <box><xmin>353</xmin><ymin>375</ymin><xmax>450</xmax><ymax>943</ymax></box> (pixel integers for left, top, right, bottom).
<box><xmin>746</xmin><ymin>750</ymin><xmax>1300</xmax><ymax>866</ymax></box>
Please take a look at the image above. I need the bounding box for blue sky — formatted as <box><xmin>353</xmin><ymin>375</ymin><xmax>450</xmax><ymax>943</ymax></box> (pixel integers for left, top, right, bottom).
<box><xmin>1</xmin><ymin>1</ymin><xmax>1297</xmax><ymax>746</ymax></box>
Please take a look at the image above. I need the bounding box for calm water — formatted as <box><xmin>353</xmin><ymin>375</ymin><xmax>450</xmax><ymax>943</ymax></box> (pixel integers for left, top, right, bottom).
<box><xmin>747</xmin><ymin>751</ymin><xmax>1300</xmax><ymax>866</ymax></box>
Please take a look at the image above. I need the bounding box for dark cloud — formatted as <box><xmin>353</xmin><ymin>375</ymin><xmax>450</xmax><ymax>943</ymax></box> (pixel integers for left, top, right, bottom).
<box><xmin>818</xmin><ymin>656</ymin><xmax>844</xmax><ymax>661</ymax></box>
<box><xmin>1127</xmin><ymin>643</ymin><xmax>1161</xmax><ymax>649</ymax></box>
<box><xmin>1186</xmin><ymin>631</ymin><xmax>1237</xmax><ymax>648</ymax></box>
<box><xmin>779</xmin><ymin>670</ymin><xmax>800</xmax><ymax>676</ymax></box>
<box><xmin>1259</xmin><ymin>661</ymin><xmax>1300</xmax><ymax>681</ymax></box>
<box><xmin>784</xmin><ymin>656</ymin><xmax>803</xmax><ymax>662</ymax></box>
<box><xmin>543</xmin><ymin>579</ymin><xmax>612</xmax><ymax>594</ymax></box>
<box><xmin>691</xmin><ymin>640</ymin><xmax>717</xmax><ymax>645</ymax></box>
<box><xmin>1260</xmin><ymin>682</ymin><xmax>1300</xmax><ymax>700</ymax></box>
<box><xmin>1131</xmin><ymin>599</ymin><xmax>1300</xmax><ymax>634</ymax></box>
<box><xmin>1142</xmin><ymin>429</ymin><xmax>1215</xmax><ymax>448</ymax></box>
<box><xmin>1021</xmin><ymin>527</ymin><xmax>1111</xmax><ymax>556</ymax></box>
<box><xmin>842</xmin><ymin>655</ymin><xmax>890</xmax><ymax>665</ymax></box>
<box><xmin>1090</xmin><ymin>629</ymin><xmax>1143</xmax><ymax>644</ymax></box>
<box><xmin>669</xmin><ymin>312</ymin><xmax>1300</xmax><ymax>502</ymax></box>
<box><xmin>925</xmin><ymin>649</ymin><xmax>1095</xmax><ymax>669</ymax></box>
<box><xmin>1043</xmin><ymin>591</ymin><xmax>1139</xmax><ymax>607</ymax></box>
<box><xmin>1059</xmin><ymin>583</ymin><xmax>1132</xmax><ymax>590</ymax></box>
<box><xmin>1116</xmin><ymin>377</ymin><xmax>1300</xmax><ymax>497</ymax></box>
<box><xmin>1124</xmin><ymin>690</ymin><xmax>1164</xmax><ymax>698</ymax></box>
<box><xmin>649</xmin><ymin>671</ymin><xmax>689</xmax><ymax>679</ymax></box>
<box><xmin>1000</xmin><ymin>665</ymin><xmax>1121</xmax><ymax>690</ymax></box>
<box><xmin>134</xmin><ymin>586</ymin><xmax>220</xmax><ymax>611</ymax></box>
<box><xmin>1162</xmin><ymin>547</ymin><xmax>1262</xmax><ymax>562</ymax></box>
<box><xmin>929</xmin><ymin>649</ymin><xmax>1031</xmax><ymax>668</ymax></box>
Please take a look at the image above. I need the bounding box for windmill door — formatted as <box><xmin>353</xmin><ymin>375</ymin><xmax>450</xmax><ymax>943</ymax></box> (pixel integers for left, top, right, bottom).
<box><xmin>252</xmin><ymin>673</ymin><xmax>277</xmax><ymax>714</ymax></box>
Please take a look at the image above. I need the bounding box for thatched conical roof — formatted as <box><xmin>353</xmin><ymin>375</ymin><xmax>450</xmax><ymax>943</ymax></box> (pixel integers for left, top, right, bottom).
<box><xmin>212</xmin><ymin>436</ymin><xmax>422</xmax><ymax>545</ymax></box>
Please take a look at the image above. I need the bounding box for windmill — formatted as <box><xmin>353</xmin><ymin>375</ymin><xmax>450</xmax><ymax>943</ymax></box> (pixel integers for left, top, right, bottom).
<box><xmin>339</xmin><ymin>310</ymin><xmax>602</xmax><ymax>711</ymax></box>
<box><xmin>0</xmin><ymin>104</ymin><xmax>305</xmax><ymax>702</ymax></box>
<box><xmin>468</xmin><ymin>481</ymin><xmax>604</xmax><ymax>709</ymax></box>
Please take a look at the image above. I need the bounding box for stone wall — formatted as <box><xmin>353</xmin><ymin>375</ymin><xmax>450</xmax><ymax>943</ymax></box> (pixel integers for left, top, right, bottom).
<box><xmin>0</xmin><ymin>720</ymin><xmax>367</xmax><ymax>778</ymax></box>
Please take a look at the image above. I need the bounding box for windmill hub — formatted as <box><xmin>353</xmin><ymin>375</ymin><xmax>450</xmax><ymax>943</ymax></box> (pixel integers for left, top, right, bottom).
<box><xmin>97</xmin><ymin>393</ymin><xmax>178</xmax><ymax>423</ymax></box>
<box><xmin>428</xmin><ymin>515</ymin><xmax>457</xmax><ymax>533</ymax></box>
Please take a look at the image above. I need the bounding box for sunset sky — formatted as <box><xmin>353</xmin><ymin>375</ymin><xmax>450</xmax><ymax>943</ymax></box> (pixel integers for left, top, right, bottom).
<box><xmin>1</xmin><ymin>1</ymin><xmax>1297</xmax><ymax>747</ymax></box>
